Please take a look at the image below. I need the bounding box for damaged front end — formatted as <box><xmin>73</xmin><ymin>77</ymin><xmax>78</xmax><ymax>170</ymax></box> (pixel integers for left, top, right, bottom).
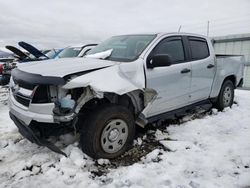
<box><xmin>9</xmin><ymin>112</ymin><xmax>68</xmax><ymax>157</ymax></box>
<box><xmin>9</xmin><ymin>69</ymin><xmax>110</xmax><ymax>156</ymax></box>
<box><xmin>53</xmin><ymin>86</ymin><xmax>95</xmax><ymax>122</ymax></box>
<box><xmin>9</xmin><ymin>85</ymin><xmax>92</xmax><ymax>157</ymax></box>
<box><xmin>9</xmin><ymin>60</ymin><xmax>158</xmax><ymax>156</ymax></box>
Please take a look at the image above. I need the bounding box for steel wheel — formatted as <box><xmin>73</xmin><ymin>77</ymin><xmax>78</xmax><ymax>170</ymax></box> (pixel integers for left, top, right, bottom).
<box><xmin>80</xmin><ymin>104</ymin><xmax>135</xmax><ymax>159</ymax></box>
<box><xmin>213</xmin><ymin>79</ymin><xmax>234</xmax><ymax>111</ymax></box>
<box><xmin>101</xmin><ymin>119</ymin><xmax>128</xmax><ymax>154</ymax></box>
<box><xmin>223</xmin><ymin>86</ymin><xmax>233</xmax><ymax>107</ymax></box>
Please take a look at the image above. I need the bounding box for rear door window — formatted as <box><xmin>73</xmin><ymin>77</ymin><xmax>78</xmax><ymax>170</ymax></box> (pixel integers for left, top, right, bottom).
<box><xmin>188</xmin><ymin>37</ymin><xmax>209</xmax><ymax>60</ymax></box>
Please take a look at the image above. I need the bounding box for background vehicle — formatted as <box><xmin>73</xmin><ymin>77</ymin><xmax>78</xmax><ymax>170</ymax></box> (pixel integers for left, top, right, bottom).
<box><xmin>45</xmin><ymin>49</ymin><xmax>63</xmax><ymax>59</ymax></box>
<box><xmin>55</xmin><ymin>44</ymin><xmax>97</xmax><ymax>58</ymax></box>
<box><xmin>0</xmin><ymin>49</ymin><xmax>13</xmax><ymax>85</ymax></box>
<box><xmin>18</xmin><ymin>41</ymin><xmax>49</xmax><ymax>60</ymax></box>
<box><xmin>1</xmin><ymin>43</ymin><xmax>49</xmax><ymax>86</ymax></box>
<box><xmin>1</xmin><ymin>45</ymin><xmax>32</xmax><ymax>85</ymax></box>
<box><xmin>9</xmin><ymin>33</ymin><xmax>244</xmax><ymax>159</ymax></box>
<box><xmin>0</xmin><ymin>49</ymin><xmax>13</xmax><ymax>60</ymax></box>
<box><xmin>0</xmin><ymin>42</ymin><xmax>95</xmax><ymax>85</ymax></box>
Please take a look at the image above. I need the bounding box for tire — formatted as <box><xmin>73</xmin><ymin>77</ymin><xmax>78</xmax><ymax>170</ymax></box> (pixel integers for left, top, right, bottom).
<box><xmin>80</xmin><ymin>104</ymin><xmax>135</xmax><ymax>159</ymax></box>
<box><xmin>214</xmin><ymin>80</ymin><xmax>234</xmax><ymax>111</ymax></box>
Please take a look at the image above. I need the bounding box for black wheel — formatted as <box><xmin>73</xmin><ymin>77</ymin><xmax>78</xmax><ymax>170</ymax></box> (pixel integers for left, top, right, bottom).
<box><xmin>214</xmin><ymin>80</ymin><xmax>234</xmax><ymax>111</ymax></box>
<box><xmin>80</xmin><ymin>104</ymin><xmax>135</xmax><ymax>159</ymax></box>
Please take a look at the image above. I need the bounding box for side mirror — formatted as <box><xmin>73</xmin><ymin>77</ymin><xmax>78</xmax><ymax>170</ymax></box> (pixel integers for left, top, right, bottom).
<box><xmin>147</xmin><ymin>54</ymin><xmax>172</xmax><ymax>68</ymax></box>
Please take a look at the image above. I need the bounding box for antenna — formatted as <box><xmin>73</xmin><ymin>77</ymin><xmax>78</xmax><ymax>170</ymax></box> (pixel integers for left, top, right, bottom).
<box><xmin>207</xmin><ymin>21</ymin><xmax>210</xmax><ymax>36</ymax></box>
<box><xmin>178</xmin><ymin>25</ymin><xmax>182</xmax><ymax>32</ymax></box>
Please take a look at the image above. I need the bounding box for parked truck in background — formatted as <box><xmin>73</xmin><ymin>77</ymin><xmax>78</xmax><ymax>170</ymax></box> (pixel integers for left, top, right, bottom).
<box><xmin>8</xmin><ymin>32</ymin><xmax>244</xmax><ymax>159</ymax></box>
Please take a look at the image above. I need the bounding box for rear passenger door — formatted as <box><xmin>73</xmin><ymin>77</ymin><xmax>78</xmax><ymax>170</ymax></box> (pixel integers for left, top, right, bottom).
<box><xmin>145</xmin><ymin>36</ymin><xmax>192</xmax><ymax>117</ymax></box>
<box><xmin>188</xmin><ymin>37</ymin><xmax>215</xmax><ymax>102</ymax></box>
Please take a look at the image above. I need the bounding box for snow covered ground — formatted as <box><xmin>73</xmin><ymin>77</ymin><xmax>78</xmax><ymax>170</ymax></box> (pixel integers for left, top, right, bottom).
<box><xmin>0</xmin><ymin>87</ymin><xmax>250</xmax><ymax>188</ymax></box>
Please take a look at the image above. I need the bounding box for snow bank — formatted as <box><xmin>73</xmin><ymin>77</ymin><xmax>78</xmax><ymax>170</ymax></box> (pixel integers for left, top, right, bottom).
<box><xmin>0</xmin><ymin>88</ymin><xmax>249</xmax><ymax>188</ymax></box>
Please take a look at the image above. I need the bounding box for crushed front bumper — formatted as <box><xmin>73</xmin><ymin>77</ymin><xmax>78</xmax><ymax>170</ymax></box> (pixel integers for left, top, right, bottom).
<box><xmin>9</xmin><ymin>112</ymin><xmax>67</xmax><ymax>157</ymax></box>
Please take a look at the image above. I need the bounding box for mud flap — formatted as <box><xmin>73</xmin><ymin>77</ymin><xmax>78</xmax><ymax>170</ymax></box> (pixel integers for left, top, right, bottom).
<box><xmin>9</xmin><ymin>112</ymin><xmax>67</xmax><ymax>157</ymax></box>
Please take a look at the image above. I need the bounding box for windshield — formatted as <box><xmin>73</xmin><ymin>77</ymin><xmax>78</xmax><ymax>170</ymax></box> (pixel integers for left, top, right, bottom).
<box><xmin>56</xmin><ymin>47</ymin><xmax>82</xmax><ymax>58</ymax></box>
<box><xmin>45</xmin><ymin>50</ymin><xmax>56</xmax><ymax>59</ymax></box>
<box><xmin>87</xmin><ymin>35</ymin><xmax>156</xmax><ymax>62</ymax></box>
<box><xmin>46</xmin><ymin>49</ymin><xmax>62</xmax><ymax>59</ymax></box>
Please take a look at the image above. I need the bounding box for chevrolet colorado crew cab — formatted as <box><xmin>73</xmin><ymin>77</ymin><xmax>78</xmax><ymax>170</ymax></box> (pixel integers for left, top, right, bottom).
<box><xmin>9</xmin><ymin>33</ymin><xmax>244</xmax><ymax>159</ymax></box>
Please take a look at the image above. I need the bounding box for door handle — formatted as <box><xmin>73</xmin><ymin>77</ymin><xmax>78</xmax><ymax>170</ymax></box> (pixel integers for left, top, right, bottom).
<box><xmin>181</xmin><ymin>68</ymin><xmax>191</xmax><ymax>74</ymax></box>
<box><xmin>207</xmin><ymin>64</ymin><xmax>215</xmax><ymax>69</ymax></box>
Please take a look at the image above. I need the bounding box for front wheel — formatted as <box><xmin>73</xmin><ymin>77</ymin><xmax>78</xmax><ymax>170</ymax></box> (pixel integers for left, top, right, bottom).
<box><xmin>80</xmin><ymin>104</ymin><xmax>135</xmax><ymax>159</ymax></box>
<box><xmin>214</xmin><ymin>80</ymin><xmax>235</xmax><ymax>111</ymax></box>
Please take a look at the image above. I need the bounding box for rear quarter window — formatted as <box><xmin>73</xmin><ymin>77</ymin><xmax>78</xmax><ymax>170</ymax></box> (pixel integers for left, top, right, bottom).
<box><xmin>189</xmin><ymin>37</ymin><xmax>210</xmax><ymax>60</ymax></box>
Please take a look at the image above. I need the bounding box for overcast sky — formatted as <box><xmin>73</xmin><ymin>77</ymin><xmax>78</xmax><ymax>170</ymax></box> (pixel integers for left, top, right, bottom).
<box><xmin>0</xmin><ymin>0</ymin><xmax>250</xmax><ymax>49</ymax></box>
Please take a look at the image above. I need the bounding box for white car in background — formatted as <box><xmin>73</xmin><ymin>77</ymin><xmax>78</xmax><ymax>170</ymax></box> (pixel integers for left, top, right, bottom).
<box><xmin>55</xmin><ymin>44</ymin><xmax>97</xmax><ymax>59</ymax></box>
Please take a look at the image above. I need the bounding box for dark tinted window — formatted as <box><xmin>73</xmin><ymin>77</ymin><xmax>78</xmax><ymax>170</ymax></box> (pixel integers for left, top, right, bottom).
<box><xmin>154</xmin><ymin>39</ymin><xmax>185</xmax><ymax>63</ymax></box>
<box><xmin>189</xmin><ymin>38</ymin><xmax>209</xmax><ymax>60</ymax></box>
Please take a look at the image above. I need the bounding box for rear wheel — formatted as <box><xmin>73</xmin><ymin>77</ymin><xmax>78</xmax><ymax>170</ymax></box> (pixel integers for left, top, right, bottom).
<box><xmin>80</xmin><ymin>104</ymin><xmax>135</xmax><ymax>159</ymax></box>
<box><xmin>214</xmin><ymin>80</ymin><xmax>234</xmax><ymax>111</ymax></box>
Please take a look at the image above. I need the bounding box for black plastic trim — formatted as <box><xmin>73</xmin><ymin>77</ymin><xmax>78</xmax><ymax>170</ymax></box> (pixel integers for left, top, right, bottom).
<box><xmin>182</xmin><ymin>36</ymin><xmax>192</xmax><ymax>61</ymax></box>
<box><xmin>215</xmin><ymin>54</ymin><xmax>244</xmax><ymax>58</ymax></box>
<box><xmin>9</xmin><ymin>112</ymin><xmax>67</xmax><ymax>157</ymax></box>
<box><xmin>12</xmin><ymin>69</ymin><xmax>66</xmax><ymax>86</ymax></box>
<box><xmin>147</xmin><ymin>99</ymin><xmax>212</xmax><ymax>123</ymax></box>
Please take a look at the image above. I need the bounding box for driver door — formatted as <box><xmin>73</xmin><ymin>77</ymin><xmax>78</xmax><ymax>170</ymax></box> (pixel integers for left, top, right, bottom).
<box><xmin>144</xmin><ymin>36</ymin><xmax>192</xmax><ymax>118</ymax></box>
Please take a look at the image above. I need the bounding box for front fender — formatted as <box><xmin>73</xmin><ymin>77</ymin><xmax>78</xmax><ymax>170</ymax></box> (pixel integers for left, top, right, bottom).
<box><xmin>62</xmin><ymin>63</ymin><xmax>145</xmax><ymax>95</ymax></box>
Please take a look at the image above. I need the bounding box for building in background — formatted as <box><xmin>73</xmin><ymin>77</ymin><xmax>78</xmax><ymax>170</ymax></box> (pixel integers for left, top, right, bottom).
<box><xmin>212</xmin><ymin>33</ymin><xmax>250</xmax><ymax>88</ymax></box>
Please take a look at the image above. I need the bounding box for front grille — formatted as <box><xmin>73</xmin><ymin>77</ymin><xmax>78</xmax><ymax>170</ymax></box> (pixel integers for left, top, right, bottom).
<box><xmin>14</xmin><ymin>94</ymin><xmax>31</xmax><ymax>107</ymax></box>
<box><xmin>11</xmin><ymin>75</ymin><xmax>51</xmax><ymax>105</ymax></box>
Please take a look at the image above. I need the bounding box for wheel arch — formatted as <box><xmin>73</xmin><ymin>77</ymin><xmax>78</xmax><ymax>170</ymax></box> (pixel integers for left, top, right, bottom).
<box><xmin>70</xmin><ymin>86</ymin><xmax>156</xmax><ymax>128</ymax></box>
<box><xmin>210</xmin><ymin>74</ymin><xmax>236</xmax><ymax>104</ymax></box>
<box><xmin>224</xmin><ymin>75</ymin><xmax>236</xmax><ymax>88</ymax></box>
<box><xmin>98</xmin><ymin>90</ymin><xmax>145</xmax><ymax>116</ymax></box>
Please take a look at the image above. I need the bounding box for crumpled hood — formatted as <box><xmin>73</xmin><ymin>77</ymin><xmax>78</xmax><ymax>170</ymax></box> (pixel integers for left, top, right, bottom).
<box><xmin>17</xmin><ymin>57</ymin><xmax>118</xmax><ymax>77</ymax></box>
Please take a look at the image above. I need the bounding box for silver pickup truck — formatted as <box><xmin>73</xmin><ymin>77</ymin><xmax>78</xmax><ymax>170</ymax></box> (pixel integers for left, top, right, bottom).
<box><xmin>9</xmin><ymin>33</ymin><xmax>244</xmax><ymax>159</ymax></box>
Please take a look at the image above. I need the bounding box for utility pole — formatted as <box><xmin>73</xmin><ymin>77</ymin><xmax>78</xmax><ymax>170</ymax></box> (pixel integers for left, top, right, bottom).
<box><xmin>207</xmin><ymin>21</ymin><xmax>210</xmax><ymax>36</ymax></box>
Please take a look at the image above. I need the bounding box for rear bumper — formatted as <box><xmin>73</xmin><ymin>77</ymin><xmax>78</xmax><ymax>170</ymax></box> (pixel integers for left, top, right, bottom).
<box><xmin>9</xmin><ymin>112</ymin><xmax>67</xmax><ymax>157</ymax></box>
